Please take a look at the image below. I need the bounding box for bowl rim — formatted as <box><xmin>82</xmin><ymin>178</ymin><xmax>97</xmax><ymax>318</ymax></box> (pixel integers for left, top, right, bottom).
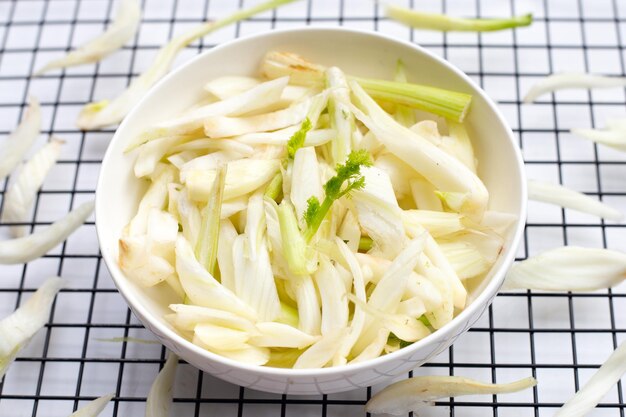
<box><xmin>96</xmin><ymin>25</ymin><xmax>528</xmax><ymax>378</ymax></box>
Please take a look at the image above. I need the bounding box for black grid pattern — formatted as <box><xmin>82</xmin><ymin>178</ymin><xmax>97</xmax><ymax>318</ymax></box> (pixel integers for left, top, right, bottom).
<box><xmin>1</xmin><ymin>0</ymin><xmax>626</xmax><ymax>416</ymax></box>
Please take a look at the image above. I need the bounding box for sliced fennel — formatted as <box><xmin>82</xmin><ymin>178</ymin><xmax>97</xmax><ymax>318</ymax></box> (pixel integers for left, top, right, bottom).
<box><xmin>196</xmin><ymin>343</ymin><xmax>270</xmax><ymax>365</ymax></box>
<box><xmin>204</xmin><ymin>76</ymin><xmax>260</xmax><ymax>99</ymax></box>
<box><xmin>132</xmin><ymin>77</ymin><xmax>290</xmax><ymax>149</ymax></box>
<box><xmin>0</xmin><ymin>277</ymin><xmax>64</xmax><ymax>378</ymax></box>
<box><xmin>69</xmin><ymin>394</ymin><xmax>114</xmax><ymax>417</ymax></box>
<box><xmin>119</xmin><ymin>210</ymin><xmax>177</xmax><ymax>287</ymax></box>
<box><xmin>203</xmin><ymin>96</ymin><xmax>312</xmax><ymax>138</ymax></box>
<box><xmin>352</xmin><ymin>166</ymin><xmax>407</xmax><ymax>259</ymax></box>
<box><xmin>553</xmin><ymin>342</ymin><xmax>626</xmax><ymax>417</ymax></box>
<box><xmin>503</xmin><ymin>246</ymin><xmax>626</xmax><ymax>292</ymax></box>
<box><xmin>277</xmin><ymin>200</ymin><xmax>315</xmax><ymax>275</ymax></box>
<box><xmin>216</xmin><ymin>219</ymin><xmax>238</xmax><ymax>292</ymax></box>
<box><xmin>350</xmin><ymin>81</ymin><xmax>489</xmax><ymax>219</ymax></box>
<box><xmin>232</xmin><ymin>201</ymin><xmax>281</xmax><ymax>321</ymax></box>
<box><xmin>402</xmin><ymin>210</ymin><xmax>465</xmax><ymax>237</ymax></box>
<box><xmin>571</xmin><ymin>118</ymin><xmax>626</xmax><ymax>152</ymax></box>
<box><xmin>77</xmin><ymin>0</ymin><xmax>298</xmax><ymax>130</ymax></box>
<box><xmin>410</xmin><ymin>177</ymin><xmax>443</xmax><ymax>211</ymax></box>
<box><xmin>524</xmin><ymin>73</ymin><xmax>626</xmax><ymax>103</ymax></box>
<box><xmin>288</xmin><ymin>274</ymin><xmax>322</xmax><ymax>336</ymax></box>
<box><xmin>250</xmin><ymin>322</ymin><xmax>319</xmax><ymax>349</ymax></box>
<box><xmin>290</xmin><ymin>146</ymin><xmax>323</xmax><ymax>225</ymax></box>
<box><xmin>338</xmin><ymin>209</ymin><xmax>361</xmax><ymax>252</ymax></box>
<box><xmin>194</xmin><ymin>323</ymin><xmax>249</xmax><ymax>351</ymax></box>
<box><xmin>528</xmin><ymin>179</ymin><xmax>623</xmax><ymax>221</ymax></box>
<box><xmin>356</xmin><ymin>253</ymin><xmax>443</xmax><ymax>312</ymax></box>
<box><xmin>314</xmin><ymin>257</ymin><xmax>348</xmax><ymax>335</ymax></box>
<box><xmin>0</xmin><ymin>97</ymin><xmax>41</xmax><ymax>183</ymax></box>
<box><xmin>145</xmin><ymin>353</ymin><xmax>177</xmax><ymax>417</ymax></box>
<box><xmin>353</xmin><ymin>235</ymin><xmax>427</xmax><ymax>354</ymax></box>
<box><xmin>332</xmin><ymin>238</ymin><xmax>367</xmax><ymax>366</ymax></box>
<box><xmin>195</xmin><ymin>166</ymin><xmax>225</xmax><ymax>273</ymax></box>
<box><xmin>438</xmin><ymin>241</ymin><xmax>491</xmax><ymax>280</ymax></box>
<box><xmin>175</xmin><ymin>235</ymin><xmax>257</xmax><ymax>320</ymax></box>
<box><xmin>0</xmin><ymin>201</ymin><xmax>94</xmax><ymax>264</ymax></box>
<box><xmin>293</xmin><ymin>327</ymin><xmax>347</xmax><ymax>369</ymax></box>
<box><xmin>366</xmin><ymin>375</ymin><xmax>536</xmax><ymax>415</ymax></box>
<box><xmin>184</xmin><ymin>158</ymin><xmax>280</xmax><ymax>202</ymax></box>
<box><xmin>447</xmin><ymin>121</ymin><xmax>477</xmax><ymax>173</ymax></box>
<box><xmin>1</xmin><ymin>138</ymin><xmax>63</xmax><ymax>237</ymax></box>
<box><xmin>35</xmin><ymin>0</ymin><xmax>140</xmax><ymax>75</ymax></box>
<box><xmin>237</xmin><ymin>127</ymin><xmax>335</xmax><ymax>147</ymax></box>
<box><xmin>354</xmin><ymin>77</ymin><xmax>472</xmax><ymax>123</ymax></box>
<box><xmin>261</xmin><ymin>51</ymin><xmax>472</xmax><ymax>122</ymax></box>
<box><xmin>120</xmin><ymin>53</ymin><xmax>511</xmax><ymax>368</ymax></box>
<box><xmin>393</xmin><ymin>59</ymin><xmax>416</xmax><ymax>126</ymax></box>
<box><xmin>167</xmin><ymin>303</ymin><xmax>257</xmax><ymax>334</ymax></box>
<box><xmin>385</xmin><ymin>4</ymin><xmax>533</xmax><ymax>32</ymax></box>
<box><xmin>348</xmin><ymin>294</ymin><xmax>429</xmax><ymax>346</ymax></box>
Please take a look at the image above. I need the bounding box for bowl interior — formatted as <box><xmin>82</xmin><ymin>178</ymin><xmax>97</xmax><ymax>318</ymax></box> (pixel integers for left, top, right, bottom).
<box><xmin>97</xmin><ymin>27</ymin><xmax>525</xmax><ymax>373</ymax></box>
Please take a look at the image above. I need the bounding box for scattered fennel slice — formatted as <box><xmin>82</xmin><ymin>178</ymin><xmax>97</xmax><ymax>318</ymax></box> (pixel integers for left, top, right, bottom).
<box><xmin>0</xmin><ymin>277</ymin><xmax>65</xmax><ymax>378</ymax></box>
<box><xmin>34</xmin><ymin>0</ymin><xmax>141</xmax><ymax>75</ymax></box>
<box><xmin>528</xmin><ymin>179</ymin><xmax>623</xmax><ymax>221</ymax></box>
<box><xmin>0</xmin><ymin>200</ymin><xmax>94</xmax><ymax>264</ymax></box>
<box><xmin>571</xmin><ymin>117</ymin><xmax>626</xmax><ymax>152</ymax></box>
<box><xmin>365</xmin><ymin>375</ymin><xmax>537</xmax><ymax>415</ymax></box>
<box><xmin>69</xmin><ymin>394</ymin><xmax>114</xmax><ymax>417</ymax></box>
<box><xmin>2</xmin><ymin>139</ymin><xmax>64</xmax><ymax>237</ymax></box>
<box><xmin>76</xmin><ymin>0</ymin><xmax>298</xmax><ymax>130</ymax></box>
<box><xmin>145</xmin><ymin>353</ymin><xmax>178</xmax><ymax>417</ymax></box>
<box><xmin>553</xmin><ymin>342</ymin><xmax>626</xmax><ymax>417</ymax></box>
<box><xmin>0</xmin><ymin>97</ymin><xmax>41</xmax><ymax>183</ymax></box>
<box><xmin>524</xmin><ymin>73</ymin><xmax>626</xmax><ymax>103</ymax></box>
<box><xmin>503</xmin><ymin>246</ymin><xmax>626</xmax><ymax>292</ymax></box>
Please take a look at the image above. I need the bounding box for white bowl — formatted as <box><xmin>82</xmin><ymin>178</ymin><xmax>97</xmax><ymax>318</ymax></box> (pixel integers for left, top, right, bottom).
<box><xmin>96</xmin><ymin>27</ymin><xmax>527</xmax><ymax>395</ymax></box>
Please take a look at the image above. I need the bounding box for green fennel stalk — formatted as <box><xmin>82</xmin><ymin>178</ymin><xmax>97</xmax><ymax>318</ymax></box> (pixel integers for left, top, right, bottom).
<box><xmin>195</xmin><ymin>165</ymin><xmax>226</xmax><ymax>275</ymax></box>
<box><xmin>385</xmin><ymin>4</ymin><xmax>533</xmax><ymax>32</ymax></box>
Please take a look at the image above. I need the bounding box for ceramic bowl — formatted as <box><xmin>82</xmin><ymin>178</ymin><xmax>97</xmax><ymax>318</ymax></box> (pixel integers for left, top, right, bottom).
<box><xmin>96</xmin><ymin>27</ymin><xmax>527</xmax><ymax>395</ymax></box>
